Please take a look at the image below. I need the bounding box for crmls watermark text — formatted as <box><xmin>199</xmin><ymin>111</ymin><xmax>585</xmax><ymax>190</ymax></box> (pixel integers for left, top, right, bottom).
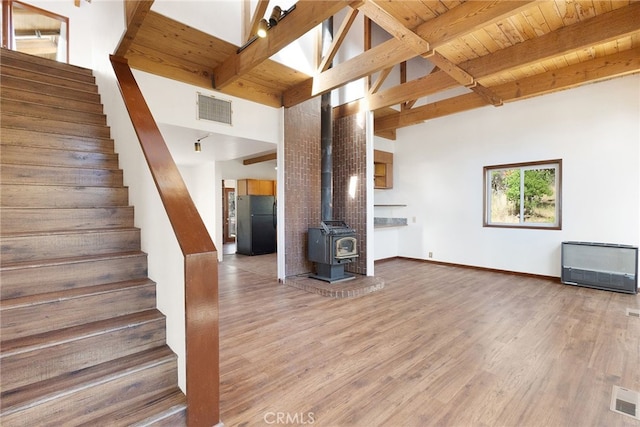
<box><xmin>263</xmin><ymin>411</ymin><xmax>316</xmax><ymax>425</ymax></box>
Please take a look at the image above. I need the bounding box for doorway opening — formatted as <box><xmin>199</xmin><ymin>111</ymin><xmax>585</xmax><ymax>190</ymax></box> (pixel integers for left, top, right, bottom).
<box><xmin>223</xmin><ymin>186</ymin><xmax>236</xmax><ymax>254</ymax></box>
<box><xmin>2</xmin><ymin>0</ymin><xmax>69</xmax><ymax>63</ymax></box>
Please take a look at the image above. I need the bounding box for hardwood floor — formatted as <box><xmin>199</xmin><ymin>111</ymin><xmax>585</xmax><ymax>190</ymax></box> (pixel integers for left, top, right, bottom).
<box><xmin>218</xmin><ymin>256</ymin><xmax>640</xmax><ymax>426</ymax></box>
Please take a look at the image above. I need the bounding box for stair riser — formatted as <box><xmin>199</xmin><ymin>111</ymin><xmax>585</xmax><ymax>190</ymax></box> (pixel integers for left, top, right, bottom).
<box><xmin>0</xmin><ymin>65</ymin><xmax>98</xmax><ymax>93</ymax></box>
<box><xmin>1</xmin><ymin>98</ymin><xmax>107</xmax><ymax>125</ymax></box>
<box><xmin>1</xmin><ymin>87</ymin><xmax>103</xmax><ymax>114</ymax></box>
<box><xmin>1</xmin><ymin>229</ymin><xmax>141</xmax><ymax>264</ymax></box>
<box><xmin>0</xmin><ymin>145</ymin><xmax>118</xmax><ymax>169</ymax></box>
<box><xmin>1</xmin><ymin>316</ymin><xmax>167</xmax><ymax>392</ymax></box>
<box><xmin>0</xmin><ymin>75</ymin><xmax>100</xmax><ymax>104</ymax></box>
<box><xmin>0</xmin><ymin>50</ymin><xmax>95</xmax><ymax>83</ymax></box>
<box><xmin>1</xmin><ymin>185</ymin><xmax>129</xmax><ymax>208</ymax></box>
<box><xmin>90</xmin><ymin>390</ymin><xmax>187</xmax><ymax>427</ymax></box>
<box><xmin>1</xmin><ymin>164</ymin><xmax>123</xmax><ymax>187</ymax></box>
<box><xmin>0</xmin><ymin>207</ymin><xmax>134</xmax><ymax>234</ymax></box>
<box><xmin>0</xmin><ymin>357</ymin><xmax>178</xmax><ymax>426</ymax></box>
<box><xmin>1</xmin><ymin>282</ymin><xmax>157</xmax><ymax>341</ymax></box>
<box><xmin>0</xmin><ymin>253</ymin><xmax>148</xmax><ymax>299</ymax></box>
<box><xmin>1</xmin><ymin>128</ymin><xmax>114</xmax><ymax>153</ymax></box>
<box><xmin>2</xmin><ymin>113</ymin><xmax>111</xmax><ymax>139</ymax></box>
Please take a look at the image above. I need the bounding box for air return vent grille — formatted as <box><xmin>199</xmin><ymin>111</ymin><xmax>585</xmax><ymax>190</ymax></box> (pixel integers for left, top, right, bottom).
<box><xmin>611</xmin><ymin>386</ymin><xmax>640</xmax><ymax>420</ymax></box>
<box><xmin>197</xmin><ymin>93</ymin><xmax>232</xmax><ymax>125</ymax></box>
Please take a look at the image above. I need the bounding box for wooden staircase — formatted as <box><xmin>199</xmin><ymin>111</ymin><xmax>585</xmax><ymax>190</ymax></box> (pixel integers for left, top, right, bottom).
<box><xmin>0</xmin><ymin>48</ymin><xmax>187</xmax><ymax>426</ymax></box>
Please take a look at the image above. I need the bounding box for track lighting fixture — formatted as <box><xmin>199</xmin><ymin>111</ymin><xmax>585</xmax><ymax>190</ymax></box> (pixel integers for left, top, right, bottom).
<box><xmin>195</xmin><ymin>134</ymin><xmax>211</xmax><ymax>152</ymax></box>
<box><xmin>257</xmin><ymin>19</ymin><xmax>268</xmax><ymax>38</ymax></box>
<box><xmin>237</xmin><ymin>4</ymin><xmax>297</xmax><ymax>53</ymax></box>
<box><xmin>269</xmin><ymin>6</ymin><xmax>282</xmax><ymax>27</ymax></box>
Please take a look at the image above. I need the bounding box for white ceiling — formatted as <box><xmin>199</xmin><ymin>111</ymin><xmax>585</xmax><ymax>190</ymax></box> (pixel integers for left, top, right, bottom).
<box><xmin>158</xmin><ymin>123</ymin><xmax>277</xmax><ymax>167</ymax></box>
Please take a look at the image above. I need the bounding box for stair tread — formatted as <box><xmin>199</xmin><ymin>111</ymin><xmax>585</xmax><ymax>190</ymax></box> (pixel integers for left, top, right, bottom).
<box><xmin>0</xmin><ymin>145</ymin><xmax>118</xmax><ymax>159</ymax></box>
<box><xmin>0</xmin><ymin>128</ymin><xmax>115</xmax><ymax>152</ymax></box>
<box><xmin>0</xmin><ymin>99</ymin><xmax>107</xmax><ymax>128</ymax></box>
<box><xmin>0</xmin><ymin>309</ymin><xmax>163</xmax><ymax>355</ymax></box>
<box><xmin>0</xmin><ymin>206</ymin><xmax>131</xmax><ymax>211</ymax></box>
<box><xmin>1</xmin><ymin>226</ymin><xmax>140</xmax><ymax>238</ymax></box>
<box><xmin>1</xmin><ymin>162</ymin><xmax>121</xmax><ymax>174</ymax></box>
<box><xmin>0</xmin><ymin>65</ymin><xmax>100</xmax><ymax>94</ymax></box>
<box><xmin>0</xmin><ymin>206</ymin><xmax>134</xmax><ymax>230</ymax></box>
<box><xmin>0</xmin><ymin>206</ymin><xmax>134</xmax><ymax>232</ymax></box>
<box><xmin>2</xmin><ymin>112</ymin><xmax>111</xmax><ymax>139</ymax></box>
<box><xmin>0</xmin><ymin>250</ymin><xmax>146</xmax><ymax>271</ymax></box>
<box><xmin>0</xmin><ymin>75</ymin><xmax>101</xmax><ymax>104</ymax></box>
<box><xmin>82</xmin><ymin>388</ymin><xmax>186</xmax><ymax>427</ymax></box>
<box><xmin>0</xmin><ymin>95</ymin><xmax>105</xmax><ymax>115</ymax></box>
<box><xmin>0</xmin><ymin>48</ymin><xmax>95</xmax><ymax>77</ymax></box>
<box><xmin>2</xmin><ymin>110</ymin><xmax>110</xmax><ymax>131</ymax></box>
<box><xmin>0</xmin><ymin>53</ymin><xmax>95</xmax><ymax>78</ymax></box>
<box><xmin>0</xmin><ymin>278</ymin><xmax>154</xmax><ymax>309</ymax></box>
<box><xmin>1</xmin><ymin>85</ymin><xmax>102</xmax><ymax>110</ymax></box>
<box><xmin>1</xmin><ymin>182</ymin><xmax>126</xmax><ymax>188</ymax></box>
<box><xmin>0</xmin><ymin>345</ymin><xmax>176</xmax><ymax>414</ymax></box>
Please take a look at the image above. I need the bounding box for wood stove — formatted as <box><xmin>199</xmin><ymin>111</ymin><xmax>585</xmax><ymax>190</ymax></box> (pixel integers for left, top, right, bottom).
<box><xmin>308</xmin><ymin>220</ymin><xmax>358</xmax><ymax>283</ymax></box>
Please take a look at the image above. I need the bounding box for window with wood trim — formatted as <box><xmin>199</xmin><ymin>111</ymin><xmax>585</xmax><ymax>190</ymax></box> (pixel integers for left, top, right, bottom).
<box><xmin>484</xmin><ymin>159</ymin><xmax>562</xmax><ymax>229</ymax></box>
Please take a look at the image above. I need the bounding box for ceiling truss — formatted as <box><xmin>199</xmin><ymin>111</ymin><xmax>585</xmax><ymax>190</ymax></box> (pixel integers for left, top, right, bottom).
<box><xmin>115</xmin><ymin>0</ymin><xmax>640</xmax><ymax>140</ymax></box>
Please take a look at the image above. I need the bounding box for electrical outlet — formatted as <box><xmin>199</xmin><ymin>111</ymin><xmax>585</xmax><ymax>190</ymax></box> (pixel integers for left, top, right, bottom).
<box><xmin>412</xmin><ymin>216</ymin><xmax>416</xmax><ymax>223</ymax></box>
<box><xmin>428</xmin><ymin>252</ymin><xmax>433</xmax><ymax>258</ymax></box>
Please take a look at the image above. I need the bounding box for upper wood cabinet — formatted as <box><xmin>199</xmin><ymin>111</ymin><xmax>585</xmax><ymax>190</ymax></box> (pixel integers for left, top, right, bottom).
<box><xmin>374</xmin><ymin>150</ymin><xmax>393</xmax><ymax>189</ymax></box>
<box><xmin>237</xmin><ymin>179</ymin><xmax>276</xmax><ymax>196</ymax></box>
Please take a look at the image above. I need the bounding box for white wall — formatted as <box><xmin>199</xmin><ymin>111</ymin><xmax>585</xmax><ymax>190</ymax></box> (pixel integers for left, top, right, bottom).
<box><xmin>375</xmin><ymin>75</ymin><xmax>640</xmax><ymax>277</ymax></box>
<box><xmin>134</xmin><ymin>70</ymin><xmax>281</xmax><ymax>146</ymax></box>
<box><xmin>180</xmin><ymin>163</ymin><xmax>219</xmax><ymax>251</ymax></box>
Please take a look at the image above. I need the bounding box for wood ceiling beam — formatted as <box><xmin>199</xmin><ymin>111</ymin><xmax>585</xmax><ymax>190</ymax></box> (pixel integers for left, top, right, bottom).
<box><xmin>368</xmin><ymin>67</ymin><xmax>393</xmax><ymax>94</ymax></box>
<box><xmin>400</xmin><ymin>62</ymin><xmax>411</xmax><ymax>111</ymax></box>
<box><xmin>243</xmin><ymin>152</ymin><xmax>277</xmax><ymax>165</ymax></box>
<box><xmin>427</xmin><ymin>51</ymin><xmax>502</xmax><ymax>106</ymax></box>
<box><xmin>426</xmin><ymin>51</ymin><xmax>473</xmax><ymax>87</ymax></box>
<box><xmin>318</xmin><ymin>8</ymin><xmax>359</xmax><ymax>72</ymax></box>
<box><xmin>375</xmin><ymin>47</ymin><xmax>640</xmax><ymax>134</ymax></box>
<box><xmin>491</xmin><ymin>46</ymin><xmax>640</xmax><ymax>102</ymax></box>
<box><xmin>359</xmin><ymin>0</ymin><xmax>503</xmax><ymax>108</ymax></box>
<box><xmin>114</xmin><ymin>0</ymin><xmax>154</xmax><ymax>58</ymax></box>
<box><xmin>125</xmin><ymin>46</ymin><xmax>283</xmax><ymax>108</ymax></box>
<box><xmin>469</xmin><ymin>83</ymin><xmax>503</xmax><ymax>107</ymax></box>
<box><xmin>366</xmin><ymin>70</ymin><xmax>459</xmax><ymax>111</ymax></box>
<box><xmin>244</xmin><ymin>0</ymin><xmax>269</xmax><ymax>43</ymax></box>
<box><xmin>412</xmin><ymin>1</ymin><xmax>536</xmax><ymax>48</ymax></box>
<box><xmin>461</xmin><ymin>2</ymin><xmax>640</xmax><ymax>79</ymax></box>
<box><xmin>359</xmin><ymin>2</ymin><xmax>639</xmax><ymax>116</ymax></box>
<box><xmin>375</xmin><ymin>93</ymin><xmax>486</xmax><ymax>134</ymax></box>
<box><xmin>213</xmin><ymin>0</ymin><xmax>350</xmax><ymax>90</ymax></box>
<box><xmin>284</xmin><ymin>0</ymin><xmax>536</xmax><ymax>107</ymax></box>
<box><xmin>358</xmin><ymin>0</ymin><xmax>429</xmax><ymax>56</ymax></box>
<box><xmin>310</xmin><ymin>38</ymin><xmax>414</xmax><ymax>98</ymax></box>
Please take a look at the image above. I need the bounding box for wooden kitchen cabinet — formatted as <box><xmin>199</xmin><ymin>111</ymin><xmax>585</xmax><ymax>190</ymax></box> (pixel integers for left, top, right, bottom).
<box><xmin>374</xmin><ymin>150</ymin><xmax>393</xmax><ymax>189</ymax></box>
<box><xmin>237</xmin><ymin>179</ymin><xmax>275</xmax><ymax>196</ymax></box>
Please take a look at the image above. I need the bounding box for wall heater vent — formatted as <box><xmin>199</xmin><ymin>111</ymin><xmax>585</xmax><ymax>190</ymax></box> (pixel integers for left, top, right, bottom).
<box><xmin>626</xmin><ymin>308</ymin><xmax>640</xmax><ymax>318</ymax></box>
<box><xmin>197</xmin><ymin>93</ymin><xmax>232</xmax><ymax>125</ymax></box>
<box><xmin>561</xmin><ymin>241</ymin><xmax>638</xmax><ymax>294</ymax></box>
<box><xmin>611</xmin><ymin>386</ymin><xmax>640</xmax><ymax>420</ymax></box>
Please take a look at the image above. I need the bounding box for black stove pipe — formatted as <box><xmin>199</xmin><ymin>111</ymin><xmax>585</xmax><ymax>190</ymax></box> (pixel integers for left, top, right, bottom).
<box><xmin>321</xmin><ymin>17</ymin><xmax>333</xmax><ymax>222</ymax></box>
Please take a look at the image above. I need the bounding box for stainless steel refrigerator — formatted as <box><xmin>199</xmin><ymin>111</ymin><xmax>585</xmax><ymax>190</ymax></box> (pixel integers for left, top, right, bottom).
<box><xmin>236</xmin><ymin>195</ymin><xmax>276</xmax><ymax>256</ymax></box>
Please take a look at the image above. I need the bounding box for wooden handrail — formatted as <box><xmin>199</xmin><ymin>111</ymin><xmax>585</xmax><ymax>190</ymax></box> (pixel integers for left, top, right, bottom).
<box><xmin>110</xmin><ymin>55</ymin><xmax>219</xmax><ymax>427</ymax></box>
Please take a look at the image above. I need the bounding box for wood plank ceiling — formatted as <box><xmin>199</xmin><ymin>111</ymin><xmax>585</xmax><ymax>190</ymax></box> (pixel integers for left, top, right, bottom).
<box><xmin>116</xmin><ymin>0</ymin><xmax>640</xmax><ymax>140</ymax></box>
